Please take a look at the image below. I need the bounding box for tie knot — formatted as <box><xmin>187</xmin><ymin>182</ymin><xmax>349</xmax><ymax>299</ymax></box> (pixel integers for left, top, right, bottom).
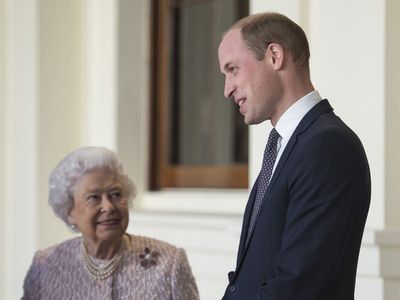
<box><xmin>267</xmin><ymin>128</ymin><xmax>280</xmax><ymax>146</ymax></box>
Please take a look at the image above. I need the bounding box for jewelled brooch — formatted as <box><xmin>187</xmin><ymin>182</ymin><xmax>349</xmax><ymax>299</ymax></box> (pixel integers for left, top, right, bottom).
<box><xmin>139</xmin><ymin>247</ymin><xmax>159</xmax><ymax>268</ymax></box>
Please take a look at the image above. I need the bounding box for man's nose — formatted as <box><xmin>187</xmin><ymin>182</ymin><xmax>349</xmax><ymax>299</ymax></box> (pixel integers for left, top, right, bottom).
<box><xmin>224</xmin><ymin>78</ymin><xmax>235</xmax><ymax>99</ymax></box>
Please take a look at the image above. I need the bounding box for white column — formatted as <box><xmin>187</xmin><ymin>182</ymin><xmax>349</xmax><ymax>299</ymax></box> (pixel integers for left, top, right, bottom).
<box><xmin>3</xmin><ymin>0</ymin><xmax>38</xmax><ymax>299</ymax></box>
<box><xmin>385</xmin><ymin>0</ymin><xmax>400</xmax><ymax>229</ymax></box>
<box><xmin>37</xmin><ymin>0</ymin><xmax>84</xmax><ymax>249</ymax></box>
<box><xmin>2</xmin><ymin>1</ymin><xmax>87</xmax><ymax>298</ymax></box>
<box><xmin>116</xmin><ymin>0</ymin><xmax>150</xmax><ymax>196</ymax></box>
<box><xmin>0</xmin><ymin>0</ymin><xmax>6</xmax><ymax>297</ymax></box>
<box><xmin>82</xmin><ymin>0</ymin><xmax>118</xmax><ymax>150</ymax></box>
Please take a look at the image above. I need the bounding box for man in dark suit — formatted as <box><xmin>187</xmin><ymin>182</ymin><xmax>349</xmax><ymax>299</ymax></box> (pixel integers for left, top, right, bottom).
<box><xmin>218</xmin><ymin>12</ymin><xmax>371</xmax><ymax>299</ymax></box>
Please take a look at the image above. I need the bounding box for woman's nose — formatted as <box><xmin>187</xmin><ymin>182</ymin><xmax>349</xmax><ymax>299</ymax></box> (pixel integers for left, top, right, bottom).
<box><xmin>100</xmin><ymin>195</ymin><xmax>116</xmax><ymax>212</ymax></box>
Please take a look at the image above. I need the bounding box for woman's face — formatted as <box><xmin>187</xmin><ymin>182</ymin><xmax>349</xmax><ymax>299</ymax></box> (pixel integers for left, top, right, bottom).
<box><xmin>68</xmin><ymin>169</ymin><xmax>129</xmax><ymax>245</ymax></box>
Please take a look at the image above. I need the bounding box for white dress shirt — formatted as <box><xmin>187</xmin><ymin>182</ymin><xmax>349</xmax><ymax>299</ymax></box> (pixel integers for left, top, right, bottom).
<box><xmin>272</xmin><ymin>90</ymin><xmax>323</xmax><ymax>174</ymax></box>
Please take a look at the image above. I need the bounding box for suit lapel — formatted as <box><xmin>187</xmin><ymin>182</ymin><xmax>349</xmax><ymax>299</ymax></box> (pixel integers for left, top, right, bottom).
<box><xmin>232</xmin><ymin>100</ymin><xmax>334</xmax><ymax>282</ymax></box>
<box><xmin>267</xmin><ymin>100</ymin><xmax>333</xmax><ymax>194</ymax></box>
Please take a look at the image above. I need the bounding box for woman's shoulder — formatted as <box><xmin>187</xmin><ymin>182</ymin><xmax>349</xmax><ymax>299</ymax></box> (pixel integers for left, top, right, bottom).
<box><xmin>123</xmin><ymin>234</ymin><xmax>192</xmax><ymax>276</ymax></box>
<box><xmin>33</xmin><ymin>236</ymin><xmax>81</xmax><ymax>262</ymax></box>
<box><xmin>124</xmin><ymin>233</ymin><xmax>188</xmax><ymax>267</ymax></box>
<box><xmin>126</xmin><ymin>233</ymin><xmax>181</xmax><ymax>253</ymax></box>
<box><xmin>123</xmin><ymin>234</ymin><xmax>199</xmax><ymax>299</ymax></box>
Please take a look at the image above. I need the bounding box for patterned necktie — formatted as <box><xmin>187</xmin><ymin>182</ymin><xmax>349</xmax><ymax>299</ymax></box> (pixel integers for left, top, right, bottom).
<box><xmin>246</xmin><ymin>128</ymin><xmax>280</xmax><ymax>246</ymax></box>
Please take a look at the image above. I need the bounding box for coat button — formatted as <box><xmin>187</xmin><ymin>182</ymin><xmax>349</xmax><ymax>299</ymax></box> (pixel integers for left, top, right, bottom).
<box><xmin>229</xmin><ymin>284</ymin><xmax>236</xmax><ymax>293</ymax></box>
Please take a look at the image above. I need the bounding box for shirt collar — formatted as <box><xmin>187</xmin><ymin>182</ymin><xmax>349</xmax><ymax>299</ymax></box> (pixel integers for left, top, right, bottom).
<box><xmin>275</xmin><ymin>90</ymin><xmax>322</xmax><ymax>140</ymax></box>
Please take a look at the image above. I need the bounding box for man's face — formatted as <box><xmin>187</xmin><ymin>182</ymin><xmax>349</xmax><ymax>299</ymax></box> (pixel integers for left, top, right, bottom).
<box><xmin>218</xmin><ymin>29</ymin><xmax>281</xmax><ymax>125</ymax></box>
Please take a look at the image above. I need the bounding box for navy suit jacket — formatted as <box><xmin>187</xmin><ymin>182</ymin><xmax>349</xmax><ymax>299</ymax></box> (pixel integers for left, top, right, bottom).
<box><xmin>223</xmin><ymin>100</ymin><xmax>371</xmax><ymax>300</ymax></box>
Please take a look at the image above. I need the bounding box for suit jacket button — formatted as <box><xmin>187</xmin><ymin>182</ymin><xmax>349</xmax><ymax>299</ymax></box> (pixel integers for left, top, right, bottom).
<box><xmin>229</xmin><ymin>284</ymin><xmax>236</xmax><ymax>293</ymax></box>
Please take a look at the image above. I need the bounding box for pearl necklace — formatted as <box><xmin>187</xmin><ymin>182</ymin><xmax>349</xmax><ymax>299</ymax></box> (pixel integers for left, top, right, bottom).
<box><xmin>80</xmin><ymin>239</ymin><xmax>126</xmax><ymax>281</ymax></box>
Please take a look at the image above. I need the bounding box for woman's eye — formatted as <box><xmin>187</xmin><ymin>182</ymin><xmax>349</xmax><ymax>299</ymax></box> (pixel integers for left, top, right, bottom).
<box><xmin>110</xmin><ymin>191</ymin><xmax>122</xmax><ymax>200</ymax></box>
<box><xmin>87</xmin><ymin>194</ymin><xmax>99</xmax><ymax>201</ymax></box>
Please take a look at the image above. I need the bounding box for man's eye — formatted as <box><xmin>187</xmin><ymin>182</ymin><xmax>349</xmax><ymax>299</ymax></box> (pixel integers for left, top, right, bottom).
<box><xmin>229</xmin><ymin>66</ymin><xmax>238</xmax><ymax>73</ymax></box>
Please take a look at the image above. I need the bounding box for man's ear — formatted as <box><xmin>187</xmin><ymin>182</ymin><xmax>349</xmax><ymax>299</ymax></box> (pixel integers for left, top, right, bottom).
<box><xmin>266</xmin><ymin>43</ymin><xmax>284</xmax><ymax>70</ymax></box>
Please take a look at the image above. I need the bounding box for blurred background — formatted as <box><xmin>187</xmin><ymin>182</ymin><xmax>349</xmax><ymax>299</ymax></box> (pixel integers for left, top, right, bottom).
<box><xmin>1</xmin><ymin>0</ymin><xmax>399</xmax><ymax>299</ymax></box>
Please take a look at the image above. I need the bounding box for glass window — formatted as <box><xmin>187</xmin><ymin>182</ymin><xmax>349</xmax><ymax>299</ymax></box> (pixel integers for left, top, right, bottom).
<box><xmin>150</xmin><ymin>0</ymin><xmax>249</xmax><ymax>189</ymax></box>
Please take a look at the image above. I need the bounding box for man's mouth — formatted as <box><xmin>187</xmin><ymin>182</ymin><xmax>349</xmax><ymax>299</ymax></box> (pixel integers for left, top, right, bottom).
<box><xmin>238</xmin><ymin>99</ymin><xmax>245</xmax><ymax>107</ymax></box>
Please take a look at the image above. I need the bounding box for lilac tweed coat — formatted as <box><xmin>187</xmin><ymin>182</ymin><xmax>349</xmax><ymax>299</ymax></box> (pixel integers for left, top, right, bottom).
<box><xmin>22</xmin><ymin>234</ymin><xmax>199</xmax><ymax>300</ymax></box>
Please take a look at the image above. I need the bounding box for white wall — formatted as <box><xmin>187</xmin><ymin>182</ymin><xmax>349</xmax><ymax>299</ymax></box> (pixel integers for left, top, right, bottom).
<box><xmin>250</xmin><ymin>0</ymin><xmax>387</xmax><ymax>229</ymax></box>
<box><xmin>248</xmin><ymin>1</ymin><xmax>400</xmax><ymax>299</ymax></box>
<box><xmin>308</xmin><ymin>0</ymin><xmax>386</xmax><ymax>229</ymax></box>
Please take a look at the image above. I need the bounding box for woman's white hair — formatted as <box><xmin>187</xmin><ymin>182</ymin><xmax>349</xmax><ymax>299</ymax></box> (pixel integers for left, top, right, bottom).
<box><xmin>48</xmin><ymin>146</ymin><xmax>136</xmax><ymax>232</ymax></box>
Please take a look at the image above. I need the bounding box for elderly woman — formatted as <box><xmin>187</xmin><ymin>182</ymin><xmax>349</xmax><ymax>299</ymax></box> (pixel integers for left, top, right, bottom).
<box><xmin>23</xmin><ymin>146</ymin><xmax>199</xmax><ymax>300</ymax></box>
